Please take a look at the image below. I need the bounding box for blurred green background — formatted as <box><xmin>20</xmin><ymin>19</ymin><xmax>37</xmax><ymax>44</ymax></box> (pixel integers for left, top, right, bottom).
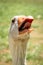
<box><xmin>0</xmin><ymin>0</ymin><xmax>43</xmax><ymax>65</ymax></box>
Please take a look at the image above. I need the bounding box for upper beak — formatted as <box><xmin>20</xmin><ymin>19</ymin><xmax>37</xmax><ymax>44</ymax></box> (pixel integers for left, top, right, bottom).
<box><xmin>28</xmin><ymin>16</ymin><xmax>34</xmax><ymax>33</ymax></box>
<box><xmin>18</xmin><ymin>17</ymin><xmax>26</xmax><ymax>24</ymax></box>
<box><xmin>27</xmin><ymin>16</ymin><xmax>34</xmax><ymax>23</ymax></box>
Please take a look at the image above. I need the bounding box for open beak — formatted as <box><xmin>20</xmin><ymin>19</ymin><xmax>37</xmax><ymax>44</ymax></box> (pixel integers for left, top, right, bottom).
<box><xmin>18</xmin><ymin>16</ymin><xmax>34</xmax><ymax>34</ymax></box>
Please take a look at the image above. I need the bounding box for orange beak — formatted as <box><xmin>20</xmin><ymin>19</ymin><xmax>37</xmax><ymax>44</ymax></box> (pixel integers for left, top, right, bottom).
<box><xmin>18</xmin><ymin>17</ymin><xmax>26</xmax><ymax>25</ymax></box>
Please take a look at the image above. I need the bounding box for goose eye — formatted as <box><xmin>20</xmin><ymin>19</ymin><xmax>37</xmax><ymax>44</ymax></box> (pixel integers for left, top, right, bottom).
<box><xmin>12</xmin><ymin>19</ymin><xmax>15</xmax><ymax>23</ymax></box>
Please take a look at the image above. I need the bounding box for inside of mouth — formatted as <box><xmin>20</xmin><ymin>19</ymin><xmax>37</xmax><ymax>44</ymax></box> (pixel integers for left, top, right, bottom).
<box><xmin>19</xmin><ymin>19</ymin><xmax>31</xmax><ymax>31</ymax></box>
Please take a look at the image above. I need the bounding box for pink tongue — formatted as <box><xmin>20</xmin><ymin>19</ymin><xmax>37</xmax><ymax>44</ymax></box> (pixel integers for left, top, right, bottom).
<box><xmin>23</xmin><ymin>21</ymin><xmax>31</xmax><ymax>29</ymax></box>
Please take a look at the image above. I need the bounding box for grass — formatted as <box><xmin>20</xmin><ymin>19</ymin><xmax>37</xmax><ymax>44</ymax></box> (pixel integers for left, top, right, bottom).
<box><xmin>0</xmin><ymin>1</ymin><xmax>43</xmax><ymax>23</ymax></box>
<box><xmin>0</xmin><ymin>0</ymin><xmax>43</xmax><ymax>65</ymax></box>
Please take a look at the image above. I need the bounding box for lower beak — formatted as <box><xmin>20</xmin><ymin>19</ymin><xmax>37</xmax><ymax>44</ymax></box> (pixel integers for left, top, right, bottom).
<box><xmin>28</xmin><ymin>28</ymin><xmax>34</xmax><ymax>33</ymax></box>
<box><xmin>19</xmin><ymin>28</ymin><xmax>34</xmax><ymax>34</ymax></box>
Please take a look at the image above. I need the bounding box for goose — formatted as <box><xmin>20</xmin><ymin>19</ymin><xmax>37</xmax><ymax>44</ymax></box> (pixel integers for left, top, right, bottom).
<box><xmin>9</xmin><ymin>15</ymin><xmax>34</xmax><ymax>65</ymax></box>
